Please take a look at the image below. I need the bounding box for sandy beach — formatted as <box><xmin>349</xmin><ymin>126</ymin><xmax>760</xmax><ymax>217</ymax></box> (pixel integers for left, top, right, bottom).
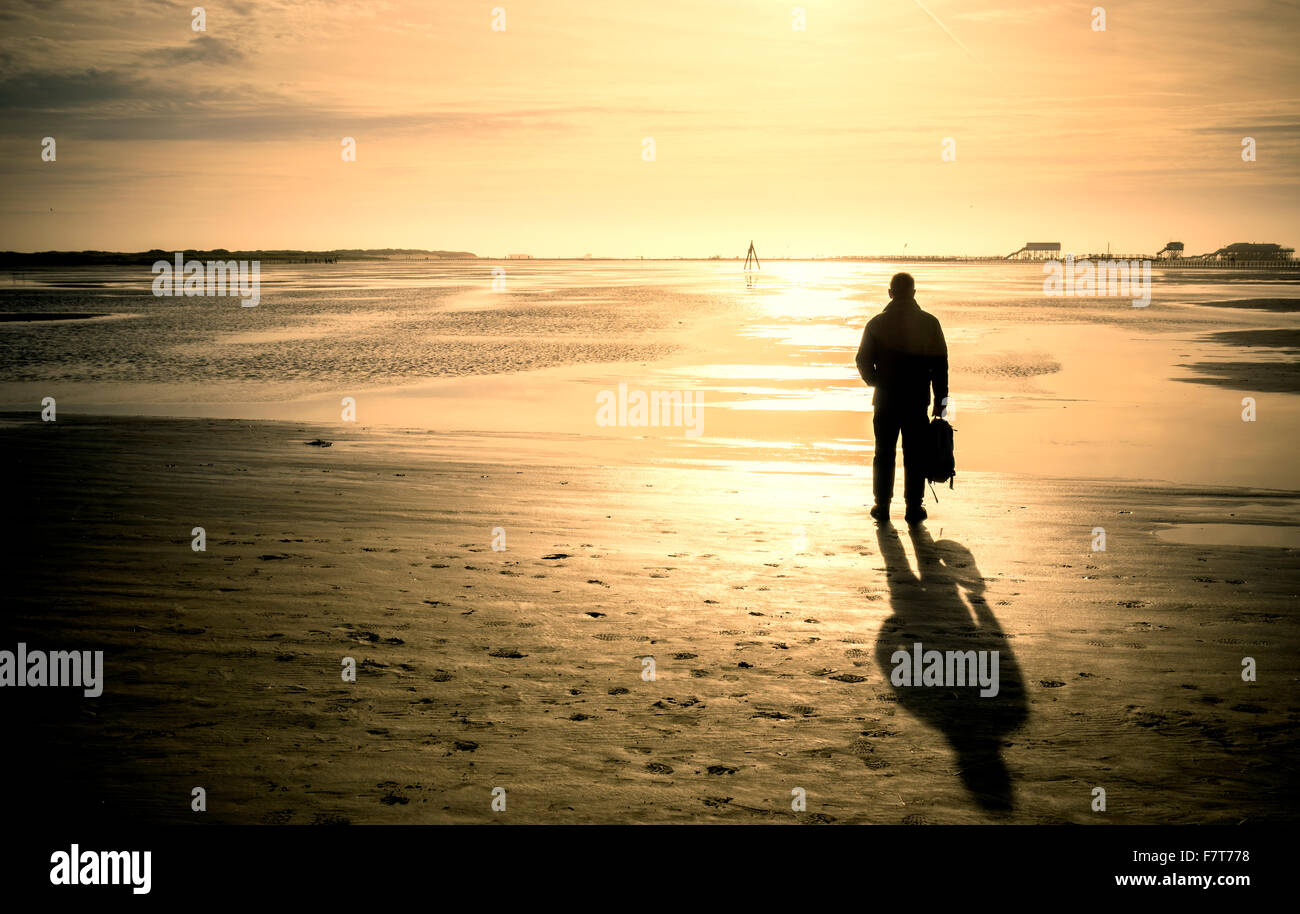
<box><xmin>5</xmin><ymin>413</ymin><xmax>1297</xmax><ymax>824</ymax></box>
<box><xmin>6</xmin><ymin>2</ymin><xmax>1300</xmax><ymax>895</ymax></box>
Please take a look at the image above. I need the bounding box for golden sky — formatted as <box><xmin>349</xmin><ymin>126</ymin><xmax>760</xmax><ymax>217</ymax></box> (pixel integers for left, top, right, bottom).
<box><xmin>2</xmin><ymin>0</ymin><xmax>1297</xmax><ymax>256</ymax></box>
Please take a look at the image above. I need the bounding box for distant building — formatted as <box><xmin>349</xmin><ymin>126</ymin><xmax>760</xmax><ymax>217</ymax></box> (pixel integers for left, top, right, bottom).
<box><xmin>506</xmin><ymin>253</ymin><xmax>533</xmax><ymax>259</ymax></box>
<box><xmin>1155</xmin><ymin>241</ymin><xmax>1184</xmax><ymax>259</ymax></box>
<box><xmin>1201</xmin><ymin>242</ymin><xmax>1294</xmax><ymax>262</ymax></box>
<box><xmin>1005</xmin><ymin>242</ymin><xmax>1061</xmax><ymax>261</ymax></box>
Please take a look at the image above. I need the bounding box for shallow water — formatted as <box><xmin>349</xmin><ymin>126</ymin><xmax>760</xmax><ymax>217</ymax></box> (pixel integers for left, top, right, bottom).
<box><xmin>0</xmin><ymin>261</ymin><xmax>712</xmax><ymax>391</ymax></box>
<box><xmin>1</xmin><ymin>259</ymin><xmax>1294</xmax><ymax>391</ymax></box>
<box><xmin>1154</xmin><ymin>523</ymin><xmax>1300</xmax><ymax>548</ymax></box>
<box><xmin>1</xmin><ymin>259</ymin><xmax>1297</xmax><ymax>490</ymax></box>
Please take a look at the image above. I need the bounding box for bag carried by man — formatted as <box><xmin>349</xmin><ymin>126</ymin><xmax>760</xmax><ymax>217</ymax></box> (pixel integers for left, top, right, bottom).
<box><xmin>926</xmin><ymin>417</ymin><xmax>956</xmax><ymax>492</ymax></box>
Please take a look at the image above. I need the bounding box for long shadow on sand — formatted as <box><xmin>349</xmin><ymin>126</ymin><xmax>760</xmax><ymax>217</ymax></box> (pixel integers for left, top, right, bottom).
<box><xmin>873</xmin><ymin>522</ymin><xmax>1028</xmax><ymax>812</ymax></box>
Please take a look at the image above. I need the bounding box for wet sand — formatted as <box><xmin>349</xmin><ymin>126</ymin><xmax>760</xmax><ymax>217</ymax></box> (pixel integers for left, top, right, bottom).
<box><xmin>1197</xmin><ymin>299</ymin><xmax>1300</xmax><ymax>313</ymax></box>
<box><xmin>5</xmin><ymin>414</ymin><xmax>1297</xmax><ymax>824</ymax></box>
<box><xmin>0</xmin><ymin>311</ymin><xmax>110</xmax><ymax>321</ymax></box>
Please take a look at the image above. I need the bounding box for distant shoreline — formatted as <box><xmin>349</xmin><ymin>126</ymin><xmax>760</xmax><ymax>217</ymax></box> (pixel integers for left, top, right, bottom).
<box><xmin>0</xmin><ymin>249</ymin><xmax>478</xmax><ymax>268</ymax></box>
<box><xmin>2</xmin><ymin>252</ymin><xmax>1298</xmax><ymax>270</ymax></box>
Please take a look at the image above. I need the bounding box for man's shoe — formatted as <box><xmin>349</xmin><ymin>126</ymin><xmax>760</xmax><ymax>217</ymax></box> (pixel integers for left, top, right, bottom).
<box><xmin>904</xmin><ymin>505</ymin><xmax>927</xmax><ymax>525</ymax></box>
<box><xmin>870</xmin><ymin>503</ymin><xmax>890</xmax><ymax>523</ymax></box>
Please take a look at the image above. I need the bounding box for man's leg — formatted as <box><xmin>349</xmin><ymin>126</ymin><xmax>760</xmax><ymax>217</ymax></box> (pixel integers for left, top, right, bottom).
<box><xmin>872</xmin><ymin>409</ymin><xmax>902</xmax><ymax>517</ymax></box>
<box><xmin>900</xmin><ymin>410</ymin><xmax>930</xmax><ymax>520</ymax></box>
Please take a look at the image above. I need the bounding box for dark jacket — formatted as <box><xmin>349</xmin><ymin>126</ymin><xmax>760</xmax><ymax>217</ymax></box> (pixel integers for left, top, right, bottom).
<box><xmin>855</xmin><ymin>297</ymin><xmax>948</xmax><ymax>413</ymax></box>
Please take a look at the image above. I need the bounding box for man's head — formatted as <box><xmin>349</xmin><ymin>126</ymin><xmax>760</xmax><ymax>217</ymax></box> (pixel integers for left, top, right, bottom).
<box><xmin>889</xmin><ymin>272</ymin><xmax>915</xmax><ymax>301</ymax></box>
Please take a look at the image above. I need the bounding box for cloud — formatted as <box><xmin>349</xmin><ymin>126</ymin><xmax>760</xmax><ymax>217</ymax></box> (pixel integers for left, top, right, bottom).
<box><xmin>0</xmin><ymin>68</ymin><xmax>146</xmax><ymax>110</ymax></box>
<box><xmin>952</xmin><ymin>5</ymin><xmax>1069</xmax><ymax>22</ymax></box>
<box><xmin>147</xmin><ymin>35</ymin><xmax>246</xmax><ymax>67</ymax></box>
<box><xmin>1187</xmin><ymin>122</ymin><xmax>1300</xmax><ymax>137</ymax></box>
<box><xmin>0</xmin><ymin>63</ymin><xmax>598</xmax><ymax>141</ymax></box>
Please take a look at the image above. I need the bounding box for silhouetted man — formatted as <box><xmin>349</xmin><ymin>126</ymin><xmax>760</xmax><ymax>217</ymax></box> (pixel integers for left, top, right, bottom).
<box><xmin>855</xmin><ymin>272</ymin><xmax>948</xmax><ymax>525</ymax></box>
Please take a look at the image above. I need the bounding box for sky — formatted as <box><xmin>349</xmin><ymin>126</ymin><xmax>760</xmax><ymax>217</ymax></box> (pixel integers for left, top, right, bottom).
<box><xmin>1</xmin><ymin>0</ymin><xmax>1297</xmax><ymax>257</ymax></box>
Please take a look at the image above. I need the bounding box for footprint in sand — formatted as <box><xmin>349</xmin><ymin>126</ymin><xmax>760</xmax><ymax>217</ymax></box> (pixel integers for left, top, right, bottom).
<box><xmin>164</xmin><ymin>625</ymin><xmax>206</xmax><ymax>635</ymax></box>
<box><xmin>850</xmin><ymin>738</ymin><xmax>890</xmax><ymax>770</ymax></box>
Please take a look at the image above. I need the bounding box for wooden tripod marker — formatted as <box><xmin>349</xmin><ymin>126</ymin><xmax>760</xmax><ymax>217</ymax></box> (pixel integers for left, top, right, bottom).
<box><xmin>744</xmin><ymin>240</ymin><xmax>760</xmax><ymax>271</ymax></box>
